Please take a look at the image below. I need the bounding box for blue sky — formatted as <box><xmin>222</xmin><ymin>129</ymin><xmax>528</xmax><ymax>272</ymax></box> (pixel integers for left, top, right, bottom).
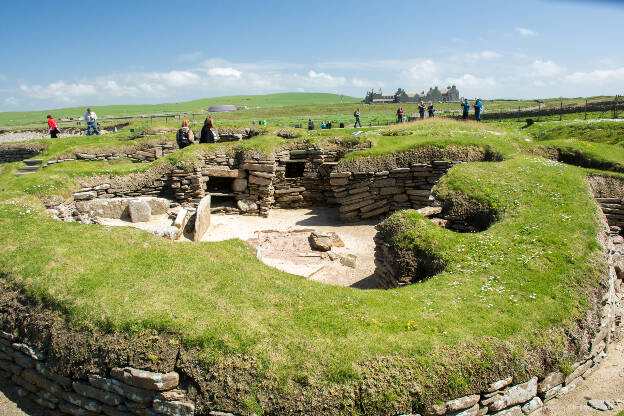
<box><xmin>1</xmin><ymin>0</ymin><xmax>623</xmax><ymax>111</ymax></box>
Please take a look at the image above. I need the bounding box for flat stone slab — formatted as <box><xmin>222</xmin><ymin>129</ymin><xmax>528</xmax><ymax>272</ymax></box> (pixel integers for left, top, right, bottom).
<box><xmin>128</xmin><ymin>200</ymin><xmax>151</xmax><ymax>223</ymax></box>
<box><xmin>110</xmin><ymin>367</ymin><xmax>179</xmax><ymax>391</ymax></box>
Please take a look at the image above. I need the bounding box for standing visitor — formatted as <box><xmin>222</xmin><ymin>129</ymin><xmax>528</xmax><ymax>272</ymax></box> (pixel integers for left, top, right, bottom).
<box><xmin>354</xmin><ymin>108</ymin><xmax>362</xmax><ymax>127</ymax></box>
<box><xmin>47</xmin><ymin>115</ymin><xmax>60</xmax><ymax>138</ymax></box>
<box><xmin>418</xmin><ymin>101</ymin><xmax>426</xmax><ymax>119</ymax></box>
<box><xmin>308</xmin><ymin>119</ymin><xmax>314</xmax><ymax>130</ymax></box>
<box><xmin>84</xmin><ymin>108</ymin><xmax>100</xmax><ymax>135</ymax></box>
<box><xmin>176</xmin><ymin>119</ymin><xmax>195</xmax><ymax>149</ymax></box>
<box><xmin>461</xmin><ymin>99</ymin><xmax>470</xmax><ymax>120</ymax></box>
<box><xmin>427</xmin><ymin>103</ymin><xmax>435</xmax><ymax>118</ymax></box>
<box><xmin>321</xmin><ymin>121</ymin><xmax>326</xmax><ymax>129</ymax></box>
<box><xmin>474</xmin><ymin>99</ymin><xmax>483</xmax><ymax>122</ymax></box>
<box><xmin>199</xmin><ymin>117</ymin><xmax>215</xmax><ymax>144</ymax></box>
<box><xmin>397</xmin><ymin>107</ymin><xmax>404</xmax><ymax>123</ymax></box>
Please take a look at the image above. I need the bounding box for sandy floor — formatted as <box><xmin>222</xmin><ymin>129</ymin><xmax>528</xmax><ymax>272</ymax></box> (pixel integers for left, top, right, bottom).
<box><xmin>204</xmin><ymin>207</ymin><xmax>379</xmax><ymax>288</ymax></box>
<box><xmin>96</xmin><ymin>207</ymin><xmax>380</xmax><ymax>288</ymax></box>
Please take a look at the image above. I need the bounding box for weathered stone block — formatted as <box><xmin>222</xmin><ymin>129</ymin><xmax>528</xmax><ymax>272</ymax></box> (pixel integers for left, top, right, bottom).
<box><xmin>446</xmin><ymin>394</ymin><xmax>480</xmax><ymax>412</ymax></box>
<box><xmin>194</xmin><ymin>196</ymin><xmax>211</xmax><ymax>242</ymax></box>
<box><xmin>11</xmin><ymin>343</ymin><xmax>45</xmax><ymax>360</ymax></box>
<box><xmin>153</xmin><ymin>399</ymin><xmax>195</xmax><ymax>416</ymax></box>
<box><xmin>129</xmin><ymin>200</ymin><xmax>151</xmax><ymax>223</ymax></box>
<box><xmin>521</xmin><ymin>396</ymin><xmax>543</xmax><ymax>414</ymax></box>
<box><xmin>59</xmin><ymin>400</ymin><xmax>99</xmax><ymax>416</ymax></box>
<box><xmin>63</xmin><ymin>391</ymin><xmax>103</xmax><ymax>413</ymax></box>
<box><xmin>231</xmin><ymin>178</ymin><xmax>248</xmax><ymax>192</ymax></box>
<box><xmin>538</xmin><ymin>372</ymin><xmax>564</xmax><ymax>394</ymax></box>
<box><xmin>22</xmin><ymin>368</ymin><xmax>63</xmax><ymax>396</ymax></box>
<box><xmin>11</xmin><ymin>374</ymin><xmax>39</xmax><ymax>393</ymax></box>
<box><xmin>248</xmin><ymin>175</ymin><xmax>272</xmax><ymax>186</ymax></box>
<box><xmin>0</xmin><ymin>358</ymin><xmax>22</xmax><ymax>374</ymax></box>
<box><xmin>330</xmin><ymin>177</ymin><xmax>349</xmax><ymax>186</ymax></box>
<box><xmin>73</xmin><ymin>192</ymin><xmax>97</xmax><ymax>201</ymax></box>
<box><xmin>88</xmin><ymin>374</ymin><xmax>154</xmax><ymax>404</ymax></box>
<box><xmin>74</xmin><ymin>380</ymin><xmax>123</xmax><ymax>406</ymax></box>
<box><xmin>504</xmin><ymin>377</ymin><xmax>537</xmax><ymax>408</ymax></box>
<box><xmin>490</xmin><ymin>406</ymin><xmax>523</xmax><ymax>416</ymax></box>
<box><xmin>111</xmin><ymin>367</ymin><xmax>179</xmax><ymax>392</ymax></box>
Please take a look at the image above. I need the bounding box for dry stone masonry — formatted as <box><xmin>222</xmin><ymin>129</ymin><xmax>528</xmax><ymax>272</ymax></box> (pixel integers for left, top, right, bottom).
<box><xmin>0</xmin><ymin>333</ymin><xmax>195</xmax><ymax>416</ymax></box>
<box><xmin>0</xmin><ymin>143</ymin><xmax>46</xmax><ymax>163</ymax></box>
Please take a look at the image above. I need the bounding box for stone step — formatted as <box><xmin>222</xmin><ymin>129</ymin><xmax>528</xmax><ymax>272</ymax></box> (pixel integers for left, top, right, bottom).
<box><xmin>14</xmin><ymin>172</ymin><xmax>36</xmax><ymax>176</ymax></box>
<box><xmin>24</xmin><ymin>159</ymin><xmax>43</xmax><ymax>166</ymax></box>
<box><xmin>19</xmin><ymin>166</ymin><xmax>39</xmax><ymax>172</ymax></box>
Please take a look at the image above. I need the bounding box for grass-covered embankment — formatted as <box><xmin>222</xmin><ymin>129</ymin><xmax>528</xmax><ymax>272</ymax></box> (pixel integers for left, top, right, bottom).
<box><xmin>0</xmin><ymin>119</ymin><xmax>613</xmax><ymax>414</ymax></box>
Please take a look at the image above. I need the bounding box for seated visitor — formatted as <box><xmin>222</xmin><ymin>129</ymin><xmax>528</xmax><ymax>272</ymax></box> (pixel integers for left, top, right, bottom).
<box><xmin>176</xmin><ymin>119</ymin><xmax>195</xmax><ymax>149</ymax></box>
<box><xmin>199</xmin><ymin>117</ymin><xmax>215</xmax><ymax>144</ymax></box>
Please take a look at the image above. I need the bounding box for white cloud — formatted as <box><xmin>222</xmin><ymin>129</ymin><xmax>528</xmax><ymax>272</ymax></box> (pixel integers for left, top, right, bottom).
<box><xmin>566</xmin><ymin>67</ymin><xmax>624</xmax><ymax>84</ymax></box>
<box><xmin>531</xmin><ymin>60</ymin><xmax>565</xmax><ymax>77</ymax></box>
<box><xmin>402</xmin><ymin>59</ymin><xmax>438</xmax><ymax>83</ymax></box>
<box><xmin>0</xmin><ymin>74</ymin><xmax>7</xmax><ymax>82</ymax></box>
<box><xmin>3</xmin><ymin>96</ymin><xmax>18</xmax><ymax>106</ymax></box>
<box><xmin>145</xmin><ymin>70</ymin><xmax>201</xmax><ymax>87</ymax></box>
<box><xmin>206</xmin><ymin>67</ymin><xmax>242</xmax><ymax>78</ymax></box>
<box><xmin>19</xmin><ymin>81</ymin><xmax>96</xmax><ymax>101</ymax></box>
<box><xmin>466</xmin><ymin>51</ymin><xmax>502</xmax><ymax>61</ymax></box>
<box><xmin>446</xmin><ymin>74</ymin><xmax>497</xmax><ymax>88</ymax></box>
<box><xmin>515</xmin><ymin>27</ymin><xmax>537</xmax><ymax>37</ymax></box>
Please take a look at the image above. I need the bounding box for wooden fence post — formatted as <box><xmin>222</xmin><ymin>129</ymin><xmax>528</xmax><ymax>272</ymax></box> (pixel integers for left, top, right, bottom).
<box><xmin>585</xmin><ymin>99</ymin><xmax>587</xmax><ymax>120</ymax></box>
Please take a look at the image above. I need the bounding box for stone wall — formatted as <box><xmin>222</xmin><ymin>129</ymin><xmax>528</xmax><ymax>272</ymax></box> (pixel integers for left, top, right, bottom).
<box><xmin>0</xmin><ymin>143</ymin><xmax>45</xmax><ymax>164</ymax></box>
<box><xmin>0</xmin><ymin>333</ymin><xmax>195</xmax><ymax>416</ymax></box>
<box><xmin>329</xmin><ymin>161</ymin><xmax>460</xmax><ymax>222</ymax></box>
<box><xmin>45</xmin><ymin>142</ymin><xmax>178</xmax><ymax>167</ymax></box>
<box><xmin>596</xmin><ymin>198</ymin><xmax>624</xmax><ymax>233</ymax></box>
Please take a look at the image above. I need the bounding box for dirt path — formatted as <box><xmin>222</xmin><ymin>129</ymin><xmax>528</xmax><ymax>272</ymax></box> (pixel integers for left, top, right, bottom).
<box><xmin>536</xmin><ymin>334</ymin><xmax>624</xmax><ymax>416</ymax></box>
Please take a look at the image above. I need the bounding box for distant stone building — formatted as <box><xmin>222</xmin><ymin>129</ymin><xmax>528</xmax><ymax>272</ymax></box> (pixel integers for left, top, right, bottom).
<box><xmin>363</xmin><ymin>86</ymin><xmax>459</xmax><ymax>104</ymax></box>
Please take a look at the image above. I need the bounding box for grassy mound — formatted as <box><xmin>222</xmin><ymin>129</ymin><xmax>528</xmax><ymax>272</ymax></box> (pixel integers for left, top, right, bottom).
<box><xmin>0</xmin><ymin>118</ymin><xmax>615</xmax><ymax>413</ymax></box>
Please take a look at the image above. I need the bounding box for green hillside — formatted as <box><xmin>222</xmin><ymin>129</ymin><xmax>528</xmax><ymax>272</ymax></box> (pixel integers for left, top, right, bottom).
<box><xmin>0</xmin><ymin>92</ymin><xmax>360</xmax><ymax>128</ymax></box>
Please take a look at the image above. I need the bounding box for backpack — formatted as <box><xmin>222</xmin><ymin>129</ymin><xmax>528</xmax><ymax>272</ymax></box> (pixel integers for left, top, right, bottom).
<box><xmin>354</xmin><ymin>111</ymin><xmax>358</xmax><ymax>117</ymax></box>
<box><xmin>177</xmin><ymin>128</ymin><xmax>191</xmax><ymax>148</ymax></box>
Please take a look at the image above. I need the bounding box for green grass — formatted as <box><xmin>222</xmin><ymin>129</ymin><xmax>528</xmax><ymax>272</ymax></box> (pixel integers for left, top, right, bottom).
<box><xmin>0</xmin><ymin>93</ymin><xmax>360</xmax><ymax>128</ymax></box>
<box><xmin>0</xmin><ymin>118</ymin><xmax>613</xmax><ymax>410</ymax></box>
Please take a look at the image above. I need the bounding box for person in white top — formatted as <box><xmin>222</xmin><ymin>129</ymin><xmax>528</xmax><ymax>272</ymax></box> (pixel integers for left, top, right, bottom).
<box><xmin>84</xmin><ymin>108</ymin><xmax>100</xmax><ymax>136</ymax></box>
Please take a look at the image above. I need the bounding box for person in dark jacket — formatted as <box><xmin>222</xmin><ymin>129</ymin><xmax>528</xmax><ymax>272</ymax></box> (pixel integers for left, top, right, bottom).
<box><xmin>418</xmin><ymin>101</ymin><xmax>426</xmax><ymax>119</ymax></box>
<box><xmin>199</xmin><ymin>117</ymin><xmax>215</xmax><ymax>144</ymax></box>
<box><xmin>308</xmin><ymin>119</ymin><xmax>314</xmax><ymax>130</ymax></box>
<box><xmin>427</xmin><ymin>103</ymin><xmax>435</xmax><ymax>118</ymax></box>
<box><xmin>176</xmin><ymin>119</ymin><xmax>195</xmax><ymax>149</ymax></box>
<box><xmin>461</xmin><ymin>99</ymin><xmax>470</xmax><ymax>120</ymax></box>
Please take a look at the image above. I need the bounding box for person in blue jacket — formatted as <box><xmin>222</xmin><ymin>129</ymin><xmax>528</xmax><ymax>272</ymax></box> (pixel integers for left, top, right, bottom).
<box><xmin>474</xmin><ymin>99</ymin><xmax>483</xmax><ymax>122</ymax></box>
<box><xmin>461</xmin><ymin>99</ymin><xmax>470</xmax><ymax>120</ymax></box>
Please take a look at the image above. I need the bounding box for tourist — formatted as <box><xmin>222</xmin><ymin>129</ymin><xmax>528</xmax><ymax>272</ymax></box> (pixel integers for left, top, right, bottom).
<box><xmin>176</xmin><ymin>119</ymin><xmax>195</xmax><ymax>149</ymax></box>
<box><xmin>47</xmin><ymin>115</ymin><xmax>60</xmax><ymax>138</ymax></box>
<box><xmin>418</xmin><ymin>101</ymin><xmax>426</xmax><ymax>119</ymax></box>
<box><xmin>321</xmin><ymin>121</ymin><xmax>326</xmax><ymax>129</ymax></box>
<box><xmin>308</xmin><ymin>119</ymin><xmax>314</xmax><ymax>130</ymax></box>
<box><xmin>461</xmin><ymin>99</ymin><xmax>470</xmax><ymax>120</ymax></box>
<box><xmin>199</xmin><ymin>117</ymin><xmax>215</xmax><ymax>144</ymax></box>
<box><xmin>354</xmin><ymin>108</ymin><xmax>362</xmax><ymax>127</ymax></box>
<box><xmin>428</xmin><ymin>103</ymin><xmax>435</xmax><ymax>118</ymax></box>
<box><xmin>327</xmin><ymin>121</ymin><xmax>332</xmax><ymax>129</ymax></box>
<box><xmin>474</xmin><ymin>99</ymin><xmax>483</xmax><ymax>122</ymax></box>
<box><xmin>397</xmin><ymin>107</ymin><xmax>404</xmax><ymax>123</ymax></box>
<box><xmin>84</xmin><ymin>108</ymin><xmax>100</xmax><ymax>136</ymax></box>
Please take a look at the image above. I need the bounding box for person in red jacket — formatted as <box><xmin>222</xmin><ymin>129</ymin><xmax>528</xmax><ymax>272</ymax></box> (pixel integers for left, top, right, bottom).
<box><xmin>47</xmin><ymin>115</ymin><xmax>60</xmax><ymax>138</ymax></box>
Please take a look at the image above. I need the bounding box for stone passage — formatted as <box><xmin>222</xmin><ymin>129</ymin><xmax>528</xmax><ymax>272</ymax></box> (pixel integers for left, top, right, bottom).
<box><xmin>0</xmin><ymin>333</ymin><xmax>195</xmax><ymax>416</ymax></box>
<box><xmin>0</xmin><ymin>143</ymin><xmax>45</xmax><ymax>164</ymax></box>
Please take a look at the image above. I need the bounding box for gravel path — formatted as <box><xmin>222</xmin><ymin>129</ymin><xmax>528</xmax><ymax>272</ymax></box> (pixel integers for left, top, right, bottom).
<box><xmin>0</xmin><ymin>131</ymin><xmax>49</xmax><ymax>143</ymax></box>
